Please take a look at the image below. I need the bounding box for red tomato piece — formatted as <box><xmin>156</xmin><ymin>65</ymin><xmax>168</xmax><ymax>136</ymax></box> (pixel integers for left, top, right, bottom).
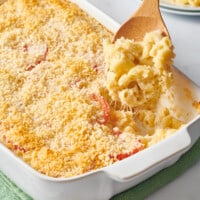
<box><xmin>23</xmin><ymin>44</ymin><xmax>29</xmax><ymax>52</ymax></box>
<box><xmin>91</xmin><ymin>94</ymin><xmax>111</xmax><ymax>124</ymax></box>
<box><xmin>25</xmin><ymin>64</ymin><xmax>36</xmax><ymax>71</ymax></box>
<box><xmin>116</xmin><ymin>145</ymin><xmax>144</xmax><ymax>161</ymax></box>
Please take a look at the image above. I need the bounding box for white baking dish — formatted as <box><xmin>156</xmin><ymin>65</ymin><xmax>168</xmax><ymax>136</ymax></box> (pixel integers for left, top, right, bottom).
<box><xmin>0</xmin><ymin>0</ymin><xmax>200</xmax><ymax>200</ymax></box>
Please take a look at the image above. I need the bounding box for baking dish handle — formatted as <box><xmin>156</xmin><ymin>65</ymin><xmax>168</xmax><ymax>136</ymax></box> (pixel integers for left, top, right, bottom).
<box><xmin>104</xmin><ymin>116</ymin><xmax>200</xmax><ymax>181</ymax></box>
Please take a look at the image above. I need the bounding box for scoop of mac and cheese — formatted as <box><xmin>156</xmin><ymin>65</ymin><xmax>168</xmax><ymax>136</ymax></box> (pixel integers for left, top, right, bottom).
<box><xmin>104</xmin><ymin>31</ymin><xmax>174</xmax><ymax>108</ymax></box>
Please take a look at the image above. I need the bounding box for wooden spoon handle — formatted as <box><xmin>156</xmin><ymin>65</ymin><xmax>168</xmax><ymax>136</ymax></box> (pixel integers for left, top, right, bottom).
<box><xmin>134</xmin><ymin>0</ymin><xmax>160</xmax><ymax>17</ymax></box>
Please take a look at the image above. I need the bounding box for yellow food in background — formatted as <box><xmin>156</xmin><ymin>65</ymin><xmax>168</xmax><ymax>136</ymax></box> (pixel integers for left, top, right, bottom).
<box><xmin>168</xmin><ymin>0</ymin><xmax>200</xmax><ymax>6</ymax></box>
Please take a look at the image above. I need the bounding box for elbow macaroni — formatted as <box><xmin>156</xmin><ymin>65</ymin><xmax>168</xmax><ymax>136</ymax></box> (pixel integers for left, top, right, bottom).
<box><xmin>104</xmin><ymin>31</ymin><xmax>174</xmax><ymax>108</ymax></box>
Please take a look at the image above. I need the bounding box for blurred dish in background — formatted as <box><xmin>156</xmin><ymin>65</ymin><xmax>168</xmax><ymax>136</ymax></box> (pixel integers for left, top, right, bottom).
<box><xmin>137</xmin><ymin>0</ymin><xmax>200</xmax><ymax>15</ymax></box>
<box><xmin>161</xmin><ymin>0</ymin><xmax>200</xmax><ymax>8</ymax></box>
<box><xmin>160</xmin><ymin>0</ymin><xmax>200</xmax><ymax>12</ymax></box>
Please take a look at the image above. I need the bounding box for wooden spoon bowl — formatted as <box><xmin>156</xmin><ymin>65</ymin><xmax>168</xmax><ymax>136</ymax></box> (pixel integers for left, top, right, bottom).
<box><xmin>113</xmin><ymin>0</ymin><xmax>169</xmax><ymax>42</ymax></box>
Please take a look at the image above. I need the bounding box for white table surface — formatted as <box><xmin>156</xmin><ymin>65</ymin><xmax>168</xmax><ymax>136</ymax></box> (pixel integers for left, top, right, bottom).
<box><xmin>86</xmin><ymin>0</ymin><xmax>200</xmax><ymax>199</ymax></box>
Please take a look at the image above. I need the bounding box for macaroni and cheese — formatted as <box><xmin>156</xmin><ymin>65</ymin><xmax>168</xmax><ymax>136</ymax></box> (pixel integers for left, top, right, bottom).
<box><xmin>166</xmin><ymin>0</ymin><xmax>200</xmax><ymax>6</ymax></box>
<box><xmin>0</xmin><ymin>0</ymin><xmax>198</xmax><ymax>178</ymax></box>
<box><xmin>104</xmin><ymin>31</ymin><xmax>174</xmax><ymax>108</ymax></box>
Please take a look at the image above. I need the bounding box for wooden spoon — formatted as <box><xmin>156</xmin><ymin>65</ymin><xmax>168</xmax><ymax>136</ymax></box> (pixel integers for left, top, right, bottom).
<box><xmin>113</xmin><ymin>0</ymin><xmax>169</xmax><ymax>42</ymax></box>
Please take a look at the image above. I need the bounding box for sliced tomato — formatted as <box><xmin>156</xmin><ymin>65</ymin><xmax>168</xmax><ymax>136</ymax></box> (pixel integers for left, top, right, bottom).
<box><xmin>35</xmin><ymin>47</ymin><xmax>48</xmax><ymax>65</ymax></box>
<box><xmin>13</xmin><ymin>144</ymin><xmax>26</xmax><ymax>153</ymax></box>
<box><xmin>2</xmin><ymin>135</ymin><xmax>26</xmax><ymax>153</ymax></box>
<box><xmin>116</xmin><ymin>152</ymin><xmax>131</xmax><ymax>160</ymax></box>
<box><xmin>25</xmin><ymin>64</ymin><xmax>36</xmax><ymax>71</ymax></box>
<box><xmin>23</xmin><ymin>44</ymin><xmax>29</xmax><ymax>52</ymax></box>
<box><xmin>116</xmin><ymin>146</ymin><xmax>143</xmax><ymax>160</ymax></box>
<box><xmin>91</xmin><ymin>94</ymin><xmax>110</xmax><ymax>124</ymax></box>
<box><xmin>25</xmin><ymin>46</ymin><xmax>48</xmax><ymax>71</ymax></box>
<box><xmin>112</xmin><ymin>127</ymin><xmax>122</xmax><ymax>136</ymax></box>
<box><xmin>92</xmin><ymin>64</ymin><xmax>98</xmax><ymax>72</ymax></box>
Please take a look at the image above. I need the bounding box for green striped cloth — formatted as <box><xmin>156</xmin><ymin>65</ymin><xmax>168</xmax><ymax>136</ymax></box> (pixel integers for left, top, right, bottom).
<box><xmin>1</xmin><ymin>138</ymin><xmax>200</xmax><ymax>200</ymax></box>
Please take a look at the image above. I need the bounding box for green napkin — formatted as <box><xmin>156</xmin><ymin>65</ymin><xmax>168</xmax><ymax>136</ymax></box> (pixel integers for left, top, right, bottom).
<box><xmin>1</xmin><ymin>138</ymin><xmax>200</xmax><ymax>200</ymax></box>
<box><xmin>0</xmin><ymin>171</ymin><xmax>31</xmax><ymax>200</ymax></box>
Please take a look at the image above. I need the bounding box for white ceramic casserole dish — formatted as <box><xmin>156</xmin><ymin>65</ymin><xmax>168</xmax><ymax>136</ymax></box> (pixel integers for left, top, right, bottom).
<box><xmin>0</xmin><ymin>0</ymin><xmax>200</xmax><ymax>199</ymax></box>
